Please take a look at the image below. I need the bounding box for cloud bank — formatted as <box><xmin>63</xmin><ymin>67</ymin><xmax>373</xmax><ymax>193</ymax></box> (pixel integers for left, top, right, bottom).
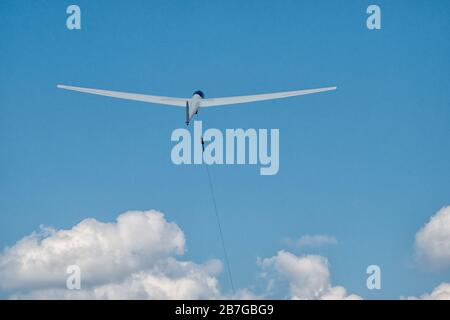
<box><xmin>0</xmin><ymin>210</ymin><xmax>358</xmax><ymax>300</ymax></box>
<box><xmin>0</xmin><ymin>210</ymin><xmax>221</xmax><ymax>299</ymax></box>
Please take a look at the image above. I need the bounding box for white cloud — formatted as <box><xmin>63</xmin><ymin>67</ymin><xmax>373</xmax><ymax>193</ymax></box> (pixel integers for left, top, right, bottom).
<box><xmin>0</xmin><ymin>210</ymin><xmax>222</xmax><ymax>299</ymax></box>
<box><xmin>420</xmin><ymin>283</ymin><xmax>450</xmax><ymax>300</ymax></box>
<box><xmin>0</xmin><ymin>210</ymin><xmax>358</xmax><ymax>300</ymax></box>
<box><xmin>405</xmin><ymin>282</ymin><xmax>450</xmax><ymax>300</ymax></box>
<box><xmin>285</xmin><ymin>234</ymin><xmax>337</xmax><ymax>249</ymax></box>
<box><xmin>415</xmin><ymin>206</ymin><xmax>450</xmax><ymax>270</ymax></box>
<box><xmin>259</xmin><ymin>250</ymin><xmax>361</xmax><ymax>300</ymax></box>
<box><xmin>11</xmin><ymin>258</ymin><xmax>222</xmax><ymax>300</ymax></box>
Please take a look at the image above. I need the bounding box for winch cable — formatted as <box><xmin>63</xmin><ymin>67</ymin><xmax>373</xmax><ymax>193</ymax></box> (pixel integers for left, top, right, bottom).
<box><xmin>203</xmin><ymin>151</ymin><xmax>236</xmax><ymax>295</ymax></box>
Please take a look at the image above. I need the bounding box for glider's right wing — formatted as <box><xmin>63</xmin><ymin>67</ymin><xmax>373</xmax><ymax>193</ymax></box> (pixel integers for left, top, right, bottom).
<box><xmin>200</xmin><ymin>86</ymin><xmax>337</xmax><ymax>107</ymax></box>
<box><xmin>57</xmin><ymin>84</ymin><xmax>187</xmax><ymax>107</ymax></box>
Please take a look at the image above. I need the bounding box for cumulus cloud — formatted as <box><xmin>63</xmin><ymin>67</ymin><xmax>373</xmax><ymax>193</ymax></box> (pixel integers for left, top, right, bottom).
<box><xmin>420</xmin><ymin>283</ymin><xmax>450</xmax><ymax>300</ymax></box>
<box><xmin>404</xmin><ymin>282</ymin><xmax>450</xmax><ymax>300</ymax></box>
<box><xmin>0</xmin><ymin>210</ymin><xmax>357</xmax><ymax>300</ymax></box>
<box><xmin>415</xmin><ymin>206</ymin><xmax>450</xmax><ymax>270</ymax></box>
<box><xmin>11</xmin><ymin>258</ymin><xmax>222</xmax><ymax>300</ymax></box>
<box><xmin>259</xmin><ymin>250</ymin><xmax>361</xmax><ymax>300</ymax></box>
<box><xmin>285</xmin><ymin>234</ymin><xmax>337</xmax><ymax>249</ymax></box>
<box><xmin>0</xmin><ymin>210</ymin><xmax>222</xmax><ymax>299</ymax></box>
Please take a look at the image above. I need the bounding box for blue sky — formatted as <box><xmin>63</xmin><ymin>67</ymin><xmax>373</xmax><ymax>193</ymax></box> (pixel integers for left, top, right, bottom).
<box><xmin>1</xmin><ymin>0</ymin><xmax>449</xmax><ymax>299</ymax></box>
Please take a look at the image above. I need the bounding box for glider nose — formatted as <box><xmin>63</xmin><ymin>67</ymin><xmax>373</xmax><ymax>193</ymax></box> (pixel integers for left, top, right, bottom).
<box><xmin>192</xmin><ymin>90</ymin><xmax>205</xmax><ymax>99</ymax></box>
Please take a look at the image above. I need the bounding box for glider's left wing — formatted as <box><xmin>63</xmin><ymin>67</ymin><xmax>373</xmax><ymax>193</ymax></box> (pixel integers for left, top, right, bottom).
<box><xmin>200</xmin><ymin>86</ymin><xmax>337</xmax><ymax>107</ymax></box>
<box><xmin>57</xmin><ymin>85</ymin><xmax>187</xmax><ymax>107</ymax></box>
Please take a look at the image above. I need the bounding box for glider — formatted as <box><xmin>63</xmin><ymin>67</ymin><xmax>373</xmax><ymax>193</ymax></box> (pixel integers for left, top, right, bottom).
<box><xmin>57</xmin><ymin>84</ymin><xmax>337</xmax><ymax>125</ymax></box>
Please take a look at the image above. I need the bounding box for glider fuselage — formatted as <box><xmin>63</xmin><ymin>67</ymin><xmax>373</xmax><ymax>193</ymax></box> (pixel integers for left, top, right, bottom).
<box><xmin>186</xmin><ymin>90</ymin><xmax>205</xmax><ymax>125</ymax></box>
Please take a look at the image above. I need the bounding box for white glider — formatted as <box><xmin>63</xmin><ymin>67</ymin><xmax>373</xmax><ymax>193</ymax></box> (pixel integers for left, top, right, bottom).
<box><xmin>57</xmin><ymin>84</ymin><xmax>337</xmax><ymax>125</ymax></box>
